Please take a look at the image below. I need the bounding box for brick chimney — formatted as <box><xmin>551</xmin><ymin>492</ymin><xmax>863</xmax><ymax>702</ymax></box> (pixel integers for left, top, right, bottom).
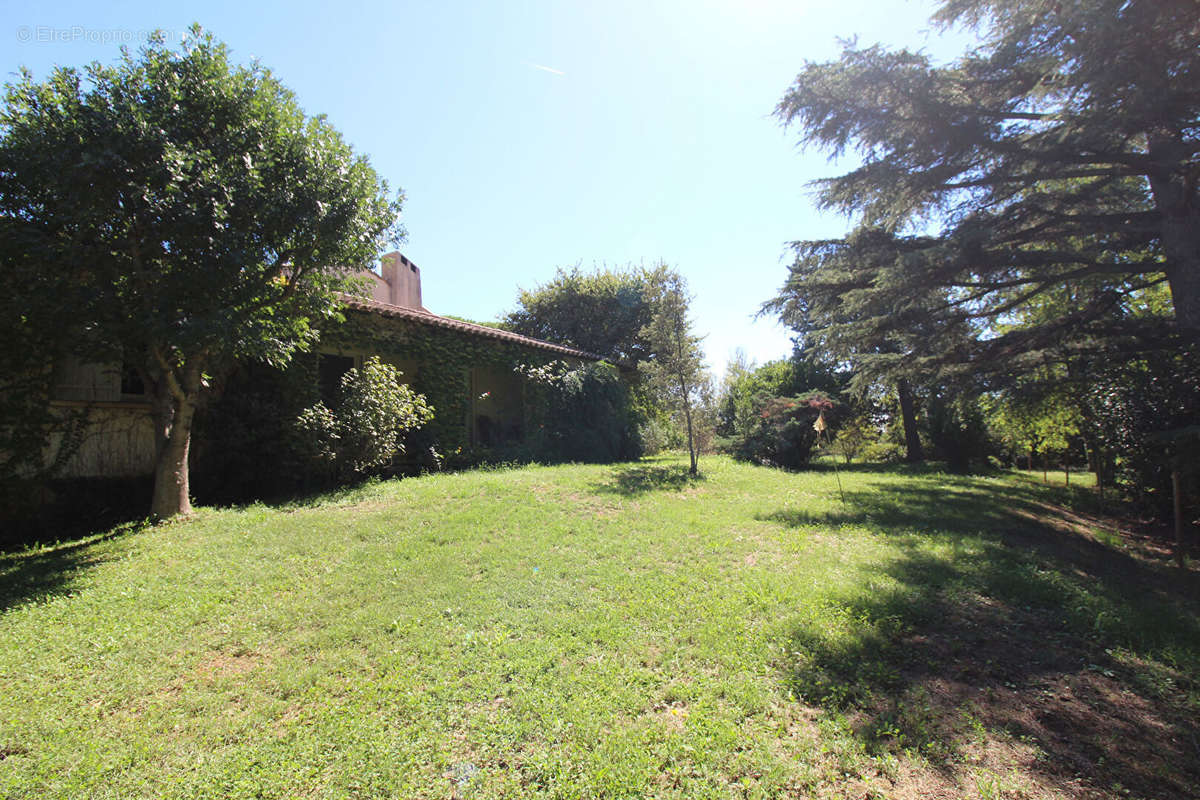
<box><xmin>380</xmin><ymin>251</ymin><xmax>423</xmax><ymax>310</ymax></box>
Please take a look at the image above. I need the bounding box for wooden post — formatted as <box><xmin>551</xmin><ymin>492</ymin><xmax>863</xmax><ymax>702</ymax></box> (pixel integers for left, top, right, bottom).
<box><xmin>1173</xmin><ymin>469</ymin><xmax>1185</xmax><ymax>568</ymax></box>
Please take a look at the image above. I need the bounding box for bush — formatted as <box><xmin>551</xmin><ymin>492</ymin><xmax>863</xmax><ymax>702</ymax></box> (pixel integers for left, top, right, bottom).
<box><xmin>729</xmin><ymin>392</ymin><xmax>832</xmax><ymax>470</ymax></box>
<box><xmin>638</xmin><ymin>416</ymin><xmax>680</xmax><ymax>456</ymax></box>
<box><xmin>861</xmin><ymin>440</ymin><xmax>906</xmax><ymax>464</ymax></box>
<box><xmin>831</xmin><ymin>413</ymin><xmax>875</xmax><ymax>463</ymax></box>
<box><xmin>295</xmin><ymin>357</ymin><xmax>433</xmax><ymax>480</ymax></box>
<box><xmin>1085</xmin><ymin>345</ymin><xmax>1200</xmax><ymax>518</ymax></box>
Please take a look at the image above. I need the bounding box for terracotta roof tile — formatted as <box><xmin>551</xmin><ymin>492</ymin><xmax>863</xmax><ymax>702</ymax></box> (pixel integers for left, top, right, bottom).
<box><xmin>342</xmin><ymin>296</ymin><xmax>606</xmax><ymax>361</ymax></box>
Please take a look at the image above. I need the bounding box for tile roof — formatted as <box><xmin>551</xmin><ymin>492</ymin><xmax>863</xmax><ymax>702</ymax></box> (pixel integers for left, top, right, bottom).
<box><xmin>342</xmin><ymin>295</ymin><xmax>606</xmax><ymax>361</ymax></box>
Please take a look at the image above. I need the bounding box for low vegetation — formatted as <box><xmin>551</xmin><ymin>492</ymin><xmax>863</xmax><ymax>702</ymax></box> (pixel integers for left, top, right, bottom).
<box><xmin>2</xmin><ymin>456</ymin><xmax>1196</xmax><ymax>799</ymax></box>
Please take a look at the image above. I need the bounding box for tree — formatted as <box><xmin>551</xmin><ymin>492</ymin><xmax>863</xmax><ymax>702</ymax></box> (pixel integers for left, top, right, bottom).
<box><xmin>0</xmin><ymin>28</ymin><xmax>401</xmax><ymax>518</ymax></box>
<box><xmin>640</xmin><ymin>271</ymin><xmax>706</xmax><ymax>475</ymax></box>
<box><xmin>767</xmin><ymin>0</ymin><xmax>1199</xmax><ymax>378</ymax></box>
<box><xmin>505</xmin><ymin>264</ymin><xmax>666</xmax><ymax>362</ymax></box>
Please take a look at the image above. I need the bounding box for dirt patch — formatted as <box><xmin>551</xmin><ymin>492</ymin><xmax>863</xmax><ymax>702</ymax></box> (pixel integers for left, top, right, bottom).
<box><xmin>193</xmin><ymin>650</ymin><xmax>261</xmax><ymax>681</ymax></box>
<box><xmin>644</xmin><ymin>701</ymin><xmax>690</xmax><ymax>732</ymax></box>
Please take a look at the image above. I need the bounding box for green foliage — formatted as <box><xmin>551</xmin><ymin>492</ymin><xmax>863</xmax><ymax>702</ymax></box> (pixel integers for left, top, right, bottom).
<box><xmin>296</xmin><ymin>357</ymin><xmax>433</xmax><ymax>480</ymax></box>
<box><xmin>984</xmin><ymin>385</ymin><xmax>1081</xmax><ymax>467</ymax></box>
<box><xmin>769</xmin><ymin>0</ymin><xmax>1199</xmax><ymax>357</ymax></box>
<box><xmin>861</xmin><ymin>440</ymin><xmax>906</xmax><ymax>464</ymax></box>
<box><xmin>832</xmin><ymin>413</ymin><xmax>876</xmax><ymax>464</ymax></box>
<box><xmin>327</xmin><ymin>312</ymin><xmax>563</xmax><ymax>455</ymax></box>
<box><xmin>639</xmin><ymin>270</ymin><xmax>707</xmax><ymax>474</ymax></box>
<box><xmin>925</xmin><ymin>387</ymin><xmax>993</xmax><ymax>473</ymax></box>
<box><xmin>0</xmin><ymin>358</ymin><xmax>88</xmax><ymax>517</ymax></box>
<box><xmin>194</xmin><ymin>307</ymin><xmax>642</xmax><ymax>500</ymax></box>
<box><xmin>519</xmin><ymin>361</ymin><xmax>641</xmax><ymax>463</ymax></box>
<box><xmin>505</xmin><ymin>264</ymin><xmax>668</xmax><ymax>361</ymax></box>
<box><xmin>717</xmin><ymin>358</ymin><xmax>796</xmax><ymax>437</ymax></box>
<box><xmin>637</xmin><ymin>415</ymin><xmax>681</xmax><ymax>456</ymax></box>
<box><xmin>1084</xmin><ymin>345</ymin><xmax>1200</xmax><ymax>516</ymax></box>
<box><xmin>719</xmin><ymin>352</ymin><xmax>868</xmax><ymax>468</ymax></box>
<box><xmin>729</xmin><ymin>392</ymin><xmax>832</xmax><ymax>470</ymax></box>
<box><xmin>0</xmin><ymin>27</ymin><xmax>401</xmax><ymax>516</ymax></box>
<box><xmin>191</xmin><ymin>358</ymin><xmax>321</xmax><ymax>502</ymax></box>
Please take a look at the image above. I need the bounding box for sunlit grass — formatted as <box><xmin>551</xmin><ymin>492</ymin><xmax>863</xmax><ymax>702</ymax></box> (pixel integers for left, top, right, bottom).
<box><xmin>1</xmin><ymin>456</ymin><xmax>1196</xmax><ymax>799</ymax></box>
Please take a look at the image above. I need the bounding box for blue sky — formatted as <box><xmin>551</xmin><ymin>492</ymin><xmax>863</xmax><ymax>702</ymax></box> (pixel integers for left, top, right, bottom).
<box><xmin>3</xmin><ymin>1</ymin><xmax>977</xmax><ymax>378</ymax></box>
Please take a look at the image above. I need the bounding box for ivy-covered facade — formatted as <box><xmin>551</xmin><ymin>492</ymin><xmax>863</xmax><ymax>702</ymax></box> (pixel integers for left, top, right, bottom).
<box><xmin>319</xmin><ymin>298</ymin><xmax>611</xmax><ymax>457</ymax></box>
<box><xmin>42</xmin><ymin>253</ymin><xmax>640</xmax><ymax>503</ymax></box>
<box><xmin>189</xmin><ymin>297</ymin><xmax>639</xmax><ymax>502</ymax></box>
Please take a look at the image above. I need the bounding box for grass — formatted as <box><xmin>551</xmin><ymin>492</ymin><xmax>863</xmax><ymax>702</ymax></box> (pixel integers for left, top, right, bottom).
<box><xmin>1</xmin><ymin>455</ymin><xmax>1197</xmax><ymax>799</ymax></box>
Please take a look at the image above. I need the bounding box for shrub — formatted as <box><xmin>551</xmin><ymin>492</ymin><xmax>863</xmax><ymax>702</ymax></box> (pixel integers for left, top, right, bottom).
<box><xmin>832</xmin><ymin>413</ymin><xmax>875</xmax><ymax>463</ymax></box>
<box><xmin>729</xmin><ymin>392</ymin><xmax>832</xmax><ymax>470</ymax></box>
<box><xmin>295</xmin><ymin>357</ymin><xmax>433</xmax><ymax>480</ymax></box>
<box><xmin>638</xmin><ymin>416</ymin><xmax>679</xmax><ymax>456</ymax></box>
<box><xmin>861</xmin><ymin>440</ymin><xmax>906</xmax><ymax>464</ymax></box>
<box><xmin>926</xmin><ymin>389</ymin><xmax>993</xmax><ymax>473</ymax></box>
<box><xmin>1085</xmin><ymin>345</ymin><xmax>1200</xmax><ymax>518</ymax></box>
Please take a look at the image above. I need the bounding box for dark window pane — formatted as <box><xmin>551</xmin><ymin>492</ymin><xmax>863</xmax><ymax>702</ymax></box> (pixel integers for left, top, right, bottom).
<box><xmin>319</xmin><ymin>355</ymin><xmax>355</xmax><ymax>403</ymax></box>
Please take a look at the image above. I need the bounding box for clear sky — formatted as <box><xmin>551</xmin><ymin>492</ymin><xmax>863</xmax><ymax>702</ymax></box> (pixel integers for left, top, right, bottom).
<box><xmin>3</xmin><ymin>1</ymin><xmax>977</xmax><ymax>378</ymax></box>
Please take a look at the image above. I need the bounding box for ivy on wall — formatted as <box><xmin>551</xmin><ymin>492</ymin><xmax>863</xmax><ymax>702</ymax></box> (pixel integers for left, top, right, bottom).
<box><xmin>323</xmin><ymin>311</ymin><xmax>574</xmax><ymax>452</ymax></box>
<box><xmin>193</xmin><ymin>308</ymin><xmax>639</xmax><ymax>502</ymax></box>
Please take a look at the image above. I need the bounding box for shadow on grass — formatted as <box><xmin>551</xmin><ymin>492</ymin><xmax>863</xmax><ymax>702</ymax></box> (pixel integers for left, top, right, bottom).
<box><xmin>592</xmin><ymin>463</ymin><xmax>705</xmax><ymax>497</ymax></box>
<box><xmin>767</xmin><ymin>474</ymin><xmax>1200</xmax><ymax>798</ymax></box>
<box><xmin>0</xmin><ymin>520</ymin><xmax>147</xmax><ymax>615</ymax></box>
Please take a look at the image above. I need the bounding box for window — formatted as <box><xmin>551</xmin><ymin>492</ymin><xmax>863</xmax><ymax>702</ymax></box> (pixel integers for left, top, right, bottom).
<box><xmin>471</xmin><ymin>366</ymin><xmax>524</xmax><ymax>446</ymax></box>
<box><xmin>120</xmin><ymin>363</ymin><xmax>146</xmax><ymax>398</ymax></box>
<box><xmin>318</xmin><ymin>354</ymin><xmax>356</xmax><ymax>403</ymax></box>
<box><xmin>52</xmin><ymin>357</ymin><xmax>149</xmax><ymax>403</ymax></box>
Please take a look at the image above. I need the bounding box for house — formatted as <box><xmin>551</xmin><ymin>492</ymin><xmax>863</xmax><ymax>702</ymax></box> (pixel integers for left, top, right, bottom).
<box><xmin>46</xmin><ymin>252</ymin><xmax>618</xmax><ymax>484</ymax></box>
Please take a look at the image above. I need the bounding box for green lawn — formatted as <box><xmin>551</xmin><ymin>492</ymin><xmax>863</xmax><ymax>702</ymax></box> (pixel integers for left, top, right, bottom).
<box><xmin>1</xmin><ymin>456</ymin><xmax>1197</xmax><ymax>799</ymax></box>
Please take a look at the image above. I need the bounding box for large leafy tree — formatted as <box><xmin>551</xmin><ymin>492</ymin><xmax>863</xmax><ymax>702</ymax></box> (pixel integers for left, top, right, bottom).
<box><xmin>505</xmin><ymin>264</ymin><xmax>668</xmax><ymax>362</ymax></box>
<box><xmin>0</xmin><ymin>28</ymin><xmax>401</xmax><ymax>518</ymax></box>
<box><xmin>767</xmin><ymin>0</ymin><xmax>1199</xmax><ymax>377</ymax></box>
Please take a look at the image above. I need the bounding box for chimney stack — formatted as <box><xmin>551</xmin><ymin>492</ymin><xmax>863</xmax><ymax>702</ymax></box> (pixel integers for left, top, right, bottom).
<box><xmin>380</xmin><ymin>251</ymin><xmax>423</xmax><ymax>310</ymax></box>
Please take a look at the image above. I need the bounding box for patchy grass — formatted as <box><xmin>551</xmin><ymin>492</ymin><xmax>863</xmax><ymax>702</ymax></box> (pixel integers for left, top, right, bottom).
<box><xmin>1</xmin><ymin>456</ymin><xmax>1197</xmax><ymax>799</ymax></box>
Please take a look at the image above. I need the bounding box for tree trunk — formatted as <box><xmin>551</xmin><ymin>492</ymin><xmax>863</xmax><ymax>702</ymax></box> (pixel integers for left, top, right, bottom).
<box><xmin>896</xmin><ymin>377</ymin><xmax>923</xmax><ymax>463</ymax></box>
<box><xmin>147</xmin><ymin>355</ymin><xmax>205</xmax><ymax>519</ymax></box>
<box><xmin>1166</xmin><ymin>260</ymin><xmax>1200</xmax><ymax>336</ymax></box>
<box><xmin>1147</xmin><ymin>136</ymin><xmax>1200</xmax><ymax>337</ymax></box>
<box><xmin>151</xmin><ymin>398</ymin><xmax>196</xmax><ymax>518</ymax></box>
<box><xmin>678</xmin><ymin>370</ymin><xmax>698</xmax><ymax>476</ymax></box>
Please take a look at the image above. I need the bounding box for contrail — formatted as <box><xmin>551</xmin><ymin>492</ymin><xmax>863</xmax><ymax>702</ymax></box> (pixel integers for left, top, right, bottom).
<box><xmin>525</xmin><ymin>61</ymin><xmax>565</xmax><ymax>76</ymax></box>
